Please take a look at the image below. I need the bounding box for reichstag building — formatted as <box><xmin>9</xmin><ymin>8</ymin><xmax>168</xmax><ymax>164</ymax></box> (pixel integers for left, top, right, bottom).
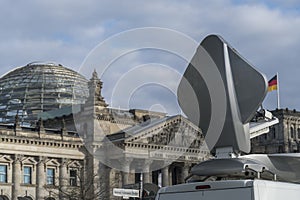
<box><xmin>0</xmin><ymin>62</ymin><xmax>210</xmax><ymax>200</ymax></box>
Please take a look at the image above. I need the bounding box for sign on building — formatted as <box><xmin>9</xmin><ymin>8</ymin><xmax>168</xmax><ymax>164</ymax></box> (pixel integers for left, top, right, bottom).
<box><xmin>113</xmin><ymin>188</ymin><xmax>140</xmax><ymax>199</ymax></box>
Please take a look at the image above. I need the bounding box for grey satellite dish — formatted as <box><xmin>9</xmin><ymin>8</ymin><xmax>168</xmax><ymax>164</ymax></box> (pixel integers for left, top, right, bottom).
<box><xmin>190</xmin><ymin>153</ymin><xmax>300</xmax><ymax>183</ymax></box>
<box><xmin>177</xmin><ymin>35</ymin><xmax>267</xmax><ymax>154</ymax></box>
<box><xmin>242</xmin><ymin>154</ymin><xmax>300</xmax><ymax>183</ymax></box>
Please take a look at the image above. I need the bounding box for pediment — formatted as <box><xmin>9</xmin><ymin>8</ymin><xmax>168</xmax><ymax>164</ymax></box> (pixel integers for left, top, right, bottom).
<box><xmin>21</xmin><ymin>157</ymin><xmax>37</xmax><ymax>165</ymax></box>
<box><xmin>124</xmin><ymin>115</ymin><xmax>205</xmax><ymax>148</ymax></box>
<box><xmin>45</xmin><ymin>158</ymin><xmax>60</xmax><ymax>167</ymax></box>
<box><xmin>0</xmin><ymin>155</ymin><xmax>13</xmax><ymax>163</ymax></box>
<box><xmin>67</xmin><ymin>160</ymin><xmax>82</xmax><ymax>169</ymax></box>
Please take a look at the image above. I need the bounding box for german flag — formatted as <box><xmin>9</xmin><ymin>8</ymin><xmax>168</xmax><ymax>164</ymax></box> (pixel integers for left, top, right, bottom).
<box><xmin>268</xmin><ymin>75</ymin><xmax>277</xmax><ymax>92</ymax></box>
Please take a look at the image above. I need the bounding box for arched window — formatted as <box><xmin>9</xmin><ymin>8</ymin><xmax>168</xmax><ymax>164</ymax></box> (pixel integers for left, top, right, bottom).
<box><xmin>45</xmin><ymin>198</ymin><xmax>55</xmax><ymax>200</ymax></box>
<box><xmin>271</xmin><ymin>127</ymin><xmax>276</xmax><ymax>139</ymax></box>
<box><xmin>290</xmin><ymin>127</ymin><xmax>294</xmax><ymax>139</ymax></box>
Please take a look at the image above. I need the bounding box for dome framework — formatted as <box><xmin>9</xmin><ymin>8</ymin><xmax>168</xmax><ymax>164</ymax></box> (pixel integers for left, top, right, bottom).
<box><xmin>0</xmin><ymin>62</ymin><xmax>89</xmax><ymax>126</ymax></box>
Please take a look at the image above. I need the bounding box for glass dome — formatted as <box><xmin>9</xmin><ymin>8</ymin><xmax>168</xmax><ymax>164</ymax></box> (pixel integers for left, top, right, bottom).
<box><xmin>0</xmin><ymin>62</ymin><xmax>89</xmax><ymax>126</ymax></box>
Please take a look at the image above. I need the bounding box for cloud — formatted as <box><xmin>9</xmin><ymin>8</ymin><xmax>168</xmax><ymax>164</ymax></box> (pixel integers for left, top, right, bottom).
<box><xmin>0</xmin><ymin>0</ymin><xmax>300</xmax><ymax>113</ymax></box>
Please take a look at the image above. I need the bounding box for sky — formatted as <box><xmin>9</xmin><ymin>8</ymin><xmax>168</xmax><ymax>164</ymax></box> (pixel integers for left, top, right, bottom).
<box><xmin>1</xmin><ymin>0</ymin><xmax>300</xmax><ymax>115</ymax></box>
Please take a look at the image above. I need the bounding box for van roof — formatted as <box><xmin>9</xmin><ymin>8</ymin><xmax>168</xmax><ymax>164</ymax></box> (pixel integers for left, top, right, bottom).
<box><xmin>158</xmin><ymin>180</ymin><xmax>254</xmax><ymax>194</ymax></box>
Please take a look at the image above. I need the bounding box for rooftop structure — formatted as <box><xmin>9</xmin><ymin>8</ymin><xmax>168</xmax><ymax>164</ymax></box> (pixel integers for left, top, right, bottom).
<box><xmin>0</xmin><ymin>62</ymin><xmax>89</xmax><ymax>126</ymax></box>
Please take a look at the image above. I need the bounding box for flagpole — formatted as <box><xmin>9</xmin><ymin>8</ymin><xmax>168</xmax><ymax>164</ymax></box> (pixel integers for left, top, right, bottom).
<box><xmin>277</xmin><ymin>72</ymin><xmax>280</xmax><ymax>109</ymax></box>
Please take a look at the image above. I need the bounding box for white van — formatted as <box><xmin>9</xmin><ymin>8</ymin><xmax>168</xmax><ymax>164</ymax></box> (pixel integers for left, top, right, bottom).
<box><xmin>156</xmin><ymin>179</ymin><xmax>300</xmax><ymax>200</ymax></box>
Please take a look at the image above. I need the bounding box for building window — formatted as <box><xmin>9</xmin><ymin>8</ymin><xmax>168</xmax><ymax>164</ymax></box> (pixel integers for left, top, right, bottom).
<box><xmin>278</xmin><ymin>145</ymin><xmax>284</xmax><ymax>153</ymax></box>
<box><xmin>290</xmin><ymin>127</ymin><xmax>294</xmax><ymax>139</ymax></box>
<box><xmin>0</xmin><ymin>165</ymin><xmax>7</xmax><ymax>183</ymax></box>
<box><xmin>23</xmin><ymin>166</ymin><xmax>32</xmax><ymax>184</ymax></box>
<box><xmin>47</xmin><ymin>168</ymin><xmax>55</xmax><ymax>185</ymax></box>
<box><xmin>271</xmin><ymin>127</ymin><xmax>276</xmax><ymax>139</ymax></box>
<box><xmin>69</xmin><ymin>169</ymin><xmax>77</xmax><ymax>186</ymax></box>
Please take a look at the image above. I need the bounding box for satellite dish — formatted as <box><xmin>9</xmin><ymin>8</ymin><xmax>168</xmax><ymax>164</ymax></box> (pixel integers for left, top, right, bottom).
<box><xmin>177</xmin><ymin>35</ymin><xmax>267</xmax><ymax>154</ymax></box>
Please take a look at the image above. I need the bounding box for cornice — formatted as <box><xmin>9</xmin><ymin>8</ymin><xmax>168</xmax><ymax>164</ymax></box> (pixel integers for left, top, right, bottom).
<box><xmin>0</xmin><ymin>135</ymin><xmax>83</xmax><ymax>149</ymax></box>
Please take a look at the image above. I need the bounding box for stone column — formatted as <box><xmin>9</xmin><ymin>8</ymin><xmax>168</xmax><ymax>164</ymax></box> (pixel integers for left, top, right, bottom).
<box><xmin>36</xmin><ymin>157</ymin><xmax>46</xmax><ymax>199</ymax></box>
<box><xmin>143</xmin><ymin>171</ymin><xmax>151</xmax><ymax>184</ymax></box>
<box><xmin>283</xmin><ymin>121</ymin><xmax>289</xmax><ymax>152</ymax></box>
<box><xmin>99</xmin><ymin>162</ymin><xmax>111</xmax><ymax>200</ymax></box>
<box><xmin>162</xmin><ymin>166</ymin><xmax>169</xmax><ymax>187</ymax></box>
<box><xmin>12</xmin><ymin>155</ymin><xmax>22</xmax><ymax>200</ymax></box>
<box><xmin>143</xmin><ymin>160</ymin><xmax>152</xmax><ymax>184</ymax></box>
<box><xmin>121</xmin><ymin>158</ymin><xmax>132</xmax><ymax>186</ymax></box>
<box><xmin>59</xmin><ymin>158</ymin><xmax>68</xmax><ymax>200</ymax></box>
<box><xmin>181</xmin><ymin>163</ymin><xmax>190</xmax><ymax>183</ymax></box>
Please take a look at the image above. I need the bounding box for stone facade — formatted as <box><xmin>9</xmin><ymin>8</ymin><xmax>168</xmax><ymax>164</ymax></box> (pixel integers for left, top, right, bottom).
<box><xmin>0</xmin><ymin>67</ymin><xmax>210</xmax><ymax>200</ymax></box>
<box><xmin>0</xmin><ymin>113</ymin><xmax>209</xmax><ymax>200</ymax></box>
<box><xmin>251</xmin><ymin>108</ymin><xmax>300</xmax><ymax>154</ymax></box>
<box><xmin>0</xmin><ymin>125</ymin><xmax>84</xmax><ymax>200</ymax></box>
